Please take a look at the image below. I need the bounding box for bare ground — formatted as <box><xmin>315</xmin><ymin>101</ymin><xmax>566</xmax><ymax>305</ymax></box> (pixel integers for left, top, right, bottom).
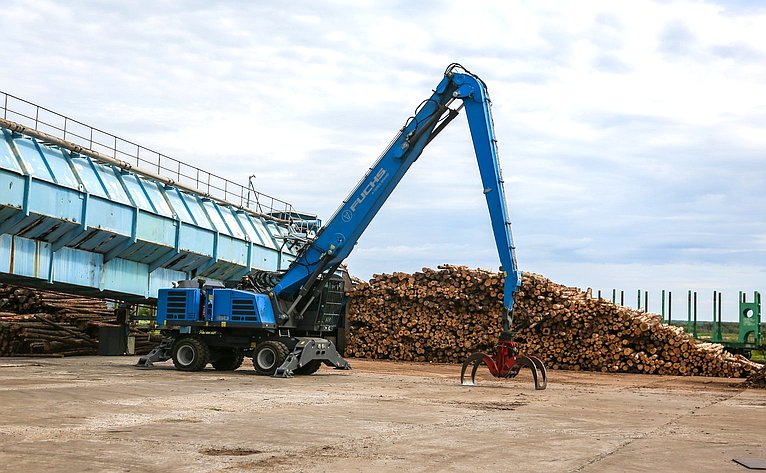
<box><xmin>0</xmin><ymin>357</ymin><xmax>763</xmax><ymax>472</ymax></box>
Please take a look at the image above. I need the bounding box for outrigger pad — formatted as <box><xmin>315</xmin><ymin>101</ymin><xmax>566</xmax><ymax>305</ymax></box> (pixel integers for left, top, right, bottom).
<box><xmin>274</xmin><ymin>337</ymin><xmax>351</xmax><ymax>377</ymax></box>
<box><xmin>135</xmin><ymin>339</ymin><xmax>173</xmax><ymax>368</ymax></box>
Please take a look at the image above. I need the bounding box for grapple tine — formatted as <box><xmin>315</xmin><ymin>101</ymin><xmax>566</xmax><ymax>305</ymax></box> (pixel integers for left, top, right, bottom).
<box><xmin>526</xmin><ymin>355</ymin><xmax>548</xmax><ymax>390</ymax></box>
<box><xmin>512</xmin><ymin>356</ymin><xmax>547</xmax><ymax>391</ymax></box>
<box><xmin>460</xmin><ymin>352</ymin><xmax>487</xmax><ymax>386</ymax></box>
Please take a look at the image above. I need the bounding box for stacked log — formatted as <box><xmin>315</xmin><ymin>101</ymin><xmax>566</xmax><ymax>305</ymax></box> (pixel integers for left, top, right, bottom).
<box><xmin>132</xmin><ymin>330</ymin><xmax>158</xmax><ymax>354</ymax></box>
<box><xmin>0</xmin><ymin>314</ymin><xmax>98</xmax><ymax>356</ymax></box>
<box><xmin>0</xmin><ymin>286</ymin><xmax>43</xmax><ymax>312</ymax></box>
<box><xmin>745</xmin><ymin>367</ymin><xmax>766</xmax><ymax>388</ymax></box>
<box><xmin>0</xmin><ymin>284</ymin><xmax>155</xmax><ymax>356</ymax></box>
<box><xmin>346</xmin><ymin>265</ymin><xmax>761</xmax><ymax>378</ymax></box>
<box><xmin>0</xmin><ymin>284</ymin><xmax>114</xmax><ymax>321</ymax></box>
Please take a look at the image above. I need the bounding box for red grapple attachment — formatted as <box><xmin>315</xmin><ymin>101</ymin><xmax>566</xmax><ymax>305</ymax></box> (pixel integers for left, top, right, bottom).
<box><xmin>460</xmin><ymin>338</ymin><xmax>547</xmax><ymax>390</ymax></box>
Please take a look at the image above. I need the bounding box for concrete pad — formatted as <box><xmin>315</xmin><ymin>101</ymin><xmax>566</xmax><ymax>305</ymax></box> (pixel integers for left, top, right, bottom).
<box><xmin>0</xmin><ymin>356</ymin><xmax>763</xmax><ymax>472</ymax></box>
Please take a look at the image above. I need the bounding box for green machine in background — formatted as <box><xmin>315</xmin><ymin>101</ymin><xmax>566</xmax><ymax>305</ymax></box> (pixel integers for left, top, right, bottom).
<box><xmin>687</xmin><ymin>290</ymin><xmax>762</xmax><ymax>358</ymax></box>
<box><xmin>704</xmin><ymin>291</ymin><xmax>764</xmax><ymax>358</ymax></box>
<box><xmin>738</xmin><ymin>291</ymin><xmax>761</xmax><ymax>347</ymax></box>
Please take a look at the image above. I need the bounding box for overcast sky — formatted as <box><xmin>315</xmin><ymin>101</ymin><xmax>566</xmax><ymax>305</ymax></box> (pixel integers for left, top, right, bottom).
<box><xmin>1</xmin><ymin>0</ymin><xmax>764</xmax><ymax>320</ymax></box>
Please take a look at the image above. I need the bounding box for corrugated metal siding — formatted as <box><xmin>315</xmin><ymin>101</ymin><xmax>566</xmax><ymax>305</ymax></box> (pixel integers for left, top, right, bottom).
<box><xmin>0</xmin><ymin>127</ymin><xmax>299</xmax><ymax>301</ymax></box>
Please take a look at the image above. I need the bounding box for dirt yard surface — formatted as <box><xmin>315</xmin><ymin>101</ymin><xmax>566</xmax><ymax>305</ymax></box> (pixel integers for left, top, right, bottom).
<box><xmin>0</xmin><ymin>357</ymin><xmax>763</xmax><ymax>472</ymax></box>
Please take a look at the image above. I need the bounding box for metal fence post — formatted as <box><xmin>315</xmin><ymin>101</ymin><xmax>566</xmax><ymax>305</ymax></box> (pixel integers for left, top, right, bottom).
<box><xmin>693</xmin><ymin>291</ymin><xmax>698</xmax><ymax>338</ymax></box>
<box><xmin>717</xmin><ymin>291</ymin><xmax>723</xmax><ymax>342</ymax></box>
<box><xmin>687</xmin><ymin>290</ymin><xmax>692</xmax><ymax>333</ymax></box>
<box><xmin>668</xmin><ymin>291</ymin><xmax>672</xmax><ymax>324</ymax></box>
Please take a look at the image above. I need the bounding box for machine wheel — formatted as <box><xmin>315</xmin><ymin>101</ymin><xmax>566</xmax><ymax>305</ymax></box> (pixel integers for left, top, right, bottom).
<box><xmin>172</xmin><ymin>338</ymin><xmax>210</xmax><ymax>372</ymax></box>
<box><xmin>252</xmin><ymin>341</ymin><xmax>289</xmax><ymax>376</ymax></box>
<box><xmin>211</xmin><ymin>352</ymin><xmax>245</xmax><ymax>371</ymax></box>
<box><xmin>294</xmin><ymin>359</ymin><xmax>322</xmax><ymax>375</ymax></box>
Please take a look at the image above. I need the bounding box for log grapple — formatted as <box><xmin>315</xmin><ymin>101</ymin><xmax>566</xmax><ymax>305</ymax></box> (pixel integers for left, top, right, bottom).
<box><xmin>461</xmin><ymin>334</ymin><xmax>547</xmax><ymax>390</ymax></box>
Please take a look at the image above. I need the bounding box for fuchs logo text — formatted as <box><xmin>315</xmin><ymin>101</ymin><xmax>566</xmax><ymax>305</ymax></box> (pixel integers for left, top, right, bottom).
<box><xmin>343</xmin><ymin>168</ymin><xmax>389</xmax><ymax>222</ymax></box>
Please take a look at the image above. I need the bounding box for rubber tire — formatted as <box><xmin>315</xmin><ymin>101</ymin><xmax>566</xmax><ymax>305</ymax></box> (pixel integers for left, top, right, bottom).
<box><xmin>172</xmin><ymin>338</ymin><xmax>210</xmax><ymax>372</ymax></box>
<box><xmin>294</xmin><ymin>359</ymin><xmax>322</xmax><ymax>375</ymax></box>
<box><xmin>252</xmin><ymin>341</ymin><xmax>289</xmax><ymax>376</ymax></box>
<box><xmin>211</xmin><ymin>353</ymin><xmax>244</xmax><ymax>371</ymax></box>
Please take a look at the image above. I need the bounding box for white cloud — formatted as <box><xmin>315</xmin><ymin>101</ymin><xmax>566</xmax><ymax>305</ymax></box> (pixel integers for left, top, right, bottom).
<box><xmin>0</xmin><ymin>0</ymin><xmax>763</xmax><ymax>307</ymax></box>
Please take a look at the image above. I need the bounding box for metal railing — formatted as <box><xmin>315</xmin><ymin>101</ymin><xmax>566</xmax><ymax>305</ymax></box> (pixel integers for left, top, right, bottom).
<box><xmin>1</xmin><ymin>91</ymin><xmax>295</xmax><ymax>218</ymax></box>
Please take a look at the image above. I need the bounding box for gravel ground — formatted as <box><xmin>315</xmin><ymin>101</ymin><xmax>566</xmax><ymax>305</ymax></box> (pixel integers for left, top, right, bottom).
<box><xmin>0</xmin><ymin>356</ymin><xmax>763</xmax><ymax>472</ymax></box>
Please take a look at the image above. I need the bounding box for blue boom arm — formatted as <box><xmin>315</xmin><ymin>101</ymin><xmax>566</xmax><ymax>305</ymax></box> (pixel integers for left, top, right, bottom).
<box><xmin>273</xmin><ymin>64</ymin><xmax>521</xmax><ymax>333</ymax></box>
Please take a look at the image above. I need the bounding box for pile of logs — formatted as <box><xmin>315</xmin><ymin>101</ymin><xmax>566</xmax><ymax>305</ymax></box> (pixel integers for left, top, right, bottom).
<box><xmin>0</xmin><ymin>285</ymin><xmax>114</xmax><ymax>320</ymax></box>
<box><xmin>0</xmin><ymin>313</ymin><xmax>99</xmax><ymax>356</ymax></box>
<box><xmin>346</xmin><ymin>265</ymin><xmax>763</xmax><ymax>378</ymax></box>
<box><xmin>745</xmin><ymin>368</ymin><xmax>766</xmax><ymax>388</ymax></box>
<box><xmin>0</xmin><ymin>284</ymin><xmax>154</xmax><ymax>357</ymax></box>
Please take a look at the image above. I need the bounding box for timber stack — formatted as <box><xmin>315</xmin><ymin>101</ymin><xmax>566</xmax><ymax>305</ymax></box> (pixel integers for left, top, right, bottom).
<box><xmin>0</xmin><ymin>284</ymin><xmax>154</xmax><ymax>356</ymax></box>
<box><xmin>745</xmin><ymin>367</ymin><xmax>766</xmax><ymax>388</ymax></box>
<box><xmin>0</xmin><ymin>284</ymin><xmax>113</xmax><ymax>321</ymax></box>
<box><xmin>0</xmin><ymin>313</ymin><xmax>99</xmax><ymax>356</ymax></box>
<box><xmin>346</xmin><ymin>265</ymin><xmax>761</xmax><ymax>378</ymax></box>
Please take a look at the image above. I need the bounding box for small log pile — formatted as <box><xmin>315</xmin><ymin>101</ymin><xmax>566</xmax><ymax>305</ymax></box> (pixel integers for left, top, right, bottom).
<box><xmin>0</xmin><ymin>284</ymin><xmax>154</xmax><ymax>356</ymax></box>
<box><xmin>0</xmin><ymin>284</ymin><xmax>114</xmax><ymax>321</ymax></box>
<box><xmin>744</xmin><ymin>368</ymin><xmax>766</xmax><ymax>388</ymax></box>
<box><xmin>347</xmin><ymin>266</ymin><xmax>761</xmax><ymax>378</ymax></box>
<box><xmin>0</xmin><ymin>313</ymin><xmax>99</xmax><ymax>356</ymax></box>
<box><xmin>131</xmin><ymin>331</ymin><xmax>157</xmax><ymax>354</ymax></box>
